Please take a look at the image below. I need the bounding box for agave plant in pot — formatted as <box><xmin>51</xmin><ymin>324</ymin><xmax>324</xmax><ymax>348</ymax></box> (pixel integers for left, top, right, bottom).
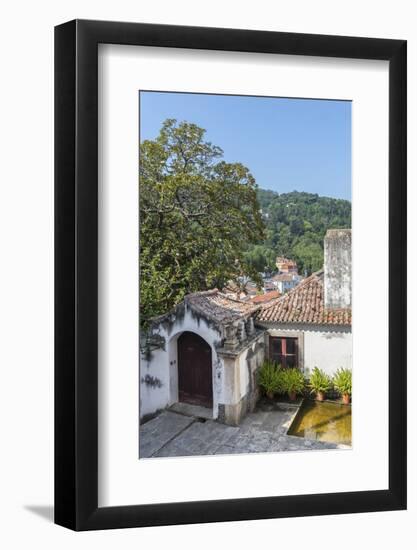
<box><xmin>333</xmin><ymin>368</ymin><xmax>352</xmax><ymax>404</ymax></box>
<box><xmin>309</xmin><ymin>367</ymin><xmax>332</xmax><ymax>402</ymax></box>
<box><xmin>281</xmin><ymin>368</ymin><xmax>305</xmax><ymax>401</ymax></box>
<box><xmin>257</xmin><ymin>360</ymin><xmax>282</xmax><ymax>399</ymax></box>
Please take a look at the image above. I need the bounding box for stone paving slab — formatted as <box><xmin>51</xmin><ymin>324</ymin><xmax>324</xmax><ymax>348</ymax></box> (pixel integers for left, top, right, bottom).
<box><xmin>153</xmin><ymin>420</ymin><xmax>239</xmax><ymax>457</ymax></box>
<box><xmin>169</xmin><ymin>402</ymin><xmax>213</xmax><ymax>420</ymax></box>
<box><xmin>139</xmin><ymin>406</ymin><xmax>347</xmax><ymax>458</ymax></box>
<box><xmin>139</xmin><ymin>411</ymin><xmax>195</xmax><ymax>458</ymax></box>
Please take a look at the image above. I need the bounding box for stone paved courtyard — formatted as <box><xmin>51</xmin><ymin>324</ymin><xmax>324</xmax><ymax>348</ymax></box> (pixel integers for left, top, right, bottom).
<box><xmin>140</xmin><ymin>400</ymin><xmax>346</xmax><ymax>458</ymax></box>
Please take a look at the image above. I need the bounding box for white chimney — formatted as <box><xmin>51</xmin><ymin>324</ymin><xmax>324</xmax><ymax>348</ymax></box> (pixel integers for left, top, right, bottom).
<box><xmin>324</xmin><ymin>229</ymin><xmax>351</xmax><ymax>309</ymax></box>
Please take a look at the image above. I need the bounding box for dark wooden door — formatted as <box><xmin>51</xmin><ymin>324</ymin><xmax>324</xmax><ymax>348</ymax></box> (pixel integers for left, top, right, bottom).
<box><xmin>178</xmin><ymin>332</ymin><xmax>213</xmax><ymax>407</ymax></box>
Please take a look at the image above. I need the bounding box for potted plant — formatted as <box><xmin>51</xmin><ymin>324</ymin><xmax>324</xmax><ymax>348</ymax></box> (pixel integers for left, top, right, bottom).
<box><xmin>281</xmin><ymin>368</ymin><xmax>305</xmax><ymax>401</ymax></box>
<box><xmin>309</xmin><ymin>367</ymin><xmax>332</xmax><ymax>401</ymax></box>
<box><xmin>257</xmin><ymin>360</ymin><xmax>282</xmax><ymax>399</ymax></box>
<box><xmin>333</xmin><ymin>368</ymin><xmax>352</xmax><ymax>404</ymax></box>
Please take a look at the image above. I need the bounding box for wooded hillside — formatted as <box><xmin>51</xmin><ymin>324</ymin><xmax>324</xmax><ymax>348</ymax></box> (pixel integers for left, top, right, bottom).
<box><xmin>245</xmin><ymin>189</ymin><xmax>351</xmax><ymax>275</ymax></box>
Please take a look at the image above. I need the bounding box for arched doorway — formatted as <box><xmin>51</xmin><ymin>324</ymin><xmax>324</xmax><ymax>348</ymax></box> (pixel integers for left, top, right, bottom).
<box><xmin>178</xmin><ymin>331</ymin><xmax>213</xmax><ymax>408</ymax></box>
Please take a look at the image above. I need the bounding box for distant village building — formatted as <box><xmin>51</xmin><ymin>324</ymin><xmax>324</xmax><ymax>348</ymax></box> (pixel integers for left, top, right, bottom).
<box><xmin>259</xmin><ymin>208</ymin><xmax>269</xmax><ymax>219</ymax></box>
<box><xmin>270</xmin><ymin>272</ymin><xmax>303</xmax><ymax>294</ymax></box>
<box><xmin>276</xmin><ymin>256</ymin><xmax>298</xmax><ymax>274</ymax></box>
<box><xmin>140</xmin><ymin>229</ymin><xmax>352</xmax><ymax>426</ymax></box>
<box><xmin>262</xmin><ymin>279</ymin><xmax>279</xmax><ymax>292</ymax></box>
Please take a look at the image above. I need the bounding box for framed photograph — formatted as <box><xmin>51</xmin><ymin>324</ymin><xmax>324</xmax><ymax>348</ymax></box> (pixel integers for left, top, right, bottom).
<box><xmin>55</xmin><ymin>20</ymin><xmax>406</xmax><ymax>530</ymax></box>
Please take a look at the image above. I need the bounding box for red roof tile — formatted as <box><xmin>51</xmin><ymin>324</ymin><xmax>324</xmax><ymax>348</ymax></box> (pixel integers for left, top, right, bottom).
<box><xmin>257</xmin><ymin>270</ymin><xmax>351</xmax><ymax>326</ymax></box>
<box><xmin>250</xmin><ymin>290</ymin><xmax>281</xmax><ymax>304</ymax></box>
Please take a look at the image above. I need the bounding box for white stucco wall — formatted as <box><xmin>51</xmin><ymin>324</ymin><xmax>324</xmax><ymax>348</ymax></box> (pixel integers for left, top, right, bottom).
<box><xmin>264</xmin><ymin>324</ymin><xmax>352</xmax><ymax>378</ymax></box>
<box><xmin>140</xmin><ymin>305</ymin><xmax>224</xmax><ymax>420</ymax></box>
<box><xmin>140</xmin><ymin>343</ymin><xmax>171</xmax><ymax>419</ymax></box>
<box><xmin>220</xmin><ymin>335</ymin><xmax>265</xmax><ymax>407</ymax></box>
<box><xmin>303</xmin><ymin>328</ymin><xmax>352</xmax><ymax>377</ymax></box>
<box><xmin>237</xmin><ymin>337</ymin><xmax>265</xmax><ymax>401</ymax></box>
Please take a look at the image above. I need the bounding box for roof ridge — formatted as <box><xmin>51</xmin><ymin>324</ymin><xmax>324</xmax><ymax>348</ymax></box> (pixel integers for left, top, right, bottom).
<box><xmin>184</xmin><ymin>288</ymin><xmax>219</xmax><ymax>300</ymax></box>
<box><xmin>185</xmin><ymin>288</ymin><xmax>258</xmax><ymax>308</ymax></box>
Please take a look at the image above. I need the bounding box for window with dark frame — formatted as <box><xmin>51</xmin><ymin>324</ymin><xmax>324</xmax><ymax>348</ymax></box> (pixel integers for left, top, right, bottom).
<box><xmin>270</xmin><ymin>337</ymin><xmax>298</xmax><ymax>369</ymax></box>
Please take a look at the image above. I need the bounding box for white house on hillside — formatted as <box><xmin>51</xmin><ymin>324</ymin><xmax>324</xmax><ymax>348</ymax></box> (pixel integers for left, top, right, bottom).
<box><xmin>270</xmin><ymin>272</ymin><xmax>303</xmax><ymax>294</ymax></box>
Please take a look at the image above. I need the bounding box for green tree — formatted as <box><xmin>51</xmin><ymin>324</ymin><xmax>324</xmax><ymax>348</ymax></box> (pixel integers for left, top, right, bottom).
<box><xmin>140</xmin><ymin>119</ymin><xmax>265</xmax><ymax>324</ymax></box>
<box><xmin>293</xmin><ymin>239</ymin><xmax>323</xmax><ymax>274</ymax></box>
<box><xmin>244</xmin><ymin>244</ymin><xmax>276</xmax><ymax>274</ymax></box>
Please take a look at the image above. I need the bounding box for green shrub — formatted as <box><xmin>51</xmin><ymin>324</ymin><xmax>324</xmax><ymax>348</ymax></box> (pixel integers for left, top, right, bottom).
<box><xmin>275</xmin><ymin>368</ymin><xmax>286</xmax><ymax>396</ymax></box>
<box><xmin>333</xmin><ymin>368</ymin><xmax>352</xmax><ymax>396</ymax></box>
<box><xmin>281</xmin><ymin>368</ymin><xmax>305</xmax><ymax>396</ymax></box>
<box><xmin>309</xmin><ymin>367</ymin><xmax>332</xmax><ymax>395</ymax></box>
<box><xmin>257</xmin><ymin>360</ymin><xmax>283</xmax><ymax>396</ymax></box>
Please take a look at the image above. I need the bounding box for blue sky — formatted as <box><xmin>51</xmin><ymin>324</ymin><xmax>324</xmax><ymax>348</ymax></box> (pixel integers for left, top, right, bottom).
<box><xmin>140</xmin><ymin>91</ymin><xmax>351</xmax><ymax>201</ymax></box>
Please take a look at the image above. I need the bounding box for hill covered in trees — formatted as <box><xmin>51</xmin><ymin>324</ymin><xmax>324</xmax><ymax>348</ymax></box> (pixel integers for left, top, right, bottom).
<box><xmin>245</xmin><ymin>189</ymin><xmax>351</xmax><ymax>275</ymax></box>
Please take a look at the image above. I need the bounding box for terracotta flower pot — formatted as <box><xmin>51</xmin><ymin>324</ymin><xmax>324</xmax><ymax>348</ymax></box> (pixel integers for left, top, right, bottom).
<box><xmin>316</xmin><ymin>391</ymin><xmax>325</xmax><ymax>402</ymax></box>
<box><xmin>289</xmin><ymin>391</ymin><xmax>297</xmax><ymax>401</ymax></box>
<box><xmin>342</xmin><ymin>393</ymin><xmax>350</xmax><ymax>405</ymax></box>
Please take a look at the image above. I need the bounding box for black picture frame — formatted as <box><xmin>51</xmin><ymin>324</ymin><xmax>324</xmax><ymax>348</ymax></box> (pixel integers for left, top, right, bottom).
<box><xmin>55</xmin><ymin>19</ymin><xmax>407</xmax><ymax>531</ymax></box>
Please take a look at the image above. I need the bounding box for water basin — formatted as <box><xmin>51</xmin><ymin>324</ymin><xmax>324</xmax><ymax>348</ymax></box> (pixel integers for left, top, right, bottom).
<box><xmin>288</xmin><ymin>399</ymin><xmax>351</xmax><ymax>445</ymax></box>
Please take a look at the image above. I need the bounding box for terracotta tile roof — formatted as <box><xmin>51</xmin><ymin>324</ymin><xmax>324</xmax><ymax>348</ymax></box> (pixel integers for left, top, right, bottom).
<box><xmin>222</xmin><ymin>281</ymin><xmax>257</xmax><ymax>299</ymax></box>
<box><xmin>250</xmin><ymin>290</ymin><xmax>281</xmax><ymax>304</ymax></box>
<box><xmin>276</xmin><ymin>256</ymin><xmax>297</xmax><ymax>266</ymax></box>
<box><xmin>185</xmin><ymin>289</ymin><xmax>259</xmax><ymax>324</ymax></box>
<box><xmin>270</xmin><ymin>273</ymin><xmax>299</xmax><ymax>283</ymax></box>
<box><xmin>257</xmin><ymin>270</ymin><xmax>351</xmax><ymax>326</ymax></box>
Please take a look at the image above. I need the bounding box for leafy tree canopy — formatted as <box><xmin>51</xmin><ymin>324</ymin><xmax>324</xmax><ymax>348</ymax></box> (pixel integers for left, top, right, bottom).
<box><xmin>140</xmin><ymin>119</ymin><xmax>265</xmax><ymax>324</ymax></box>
